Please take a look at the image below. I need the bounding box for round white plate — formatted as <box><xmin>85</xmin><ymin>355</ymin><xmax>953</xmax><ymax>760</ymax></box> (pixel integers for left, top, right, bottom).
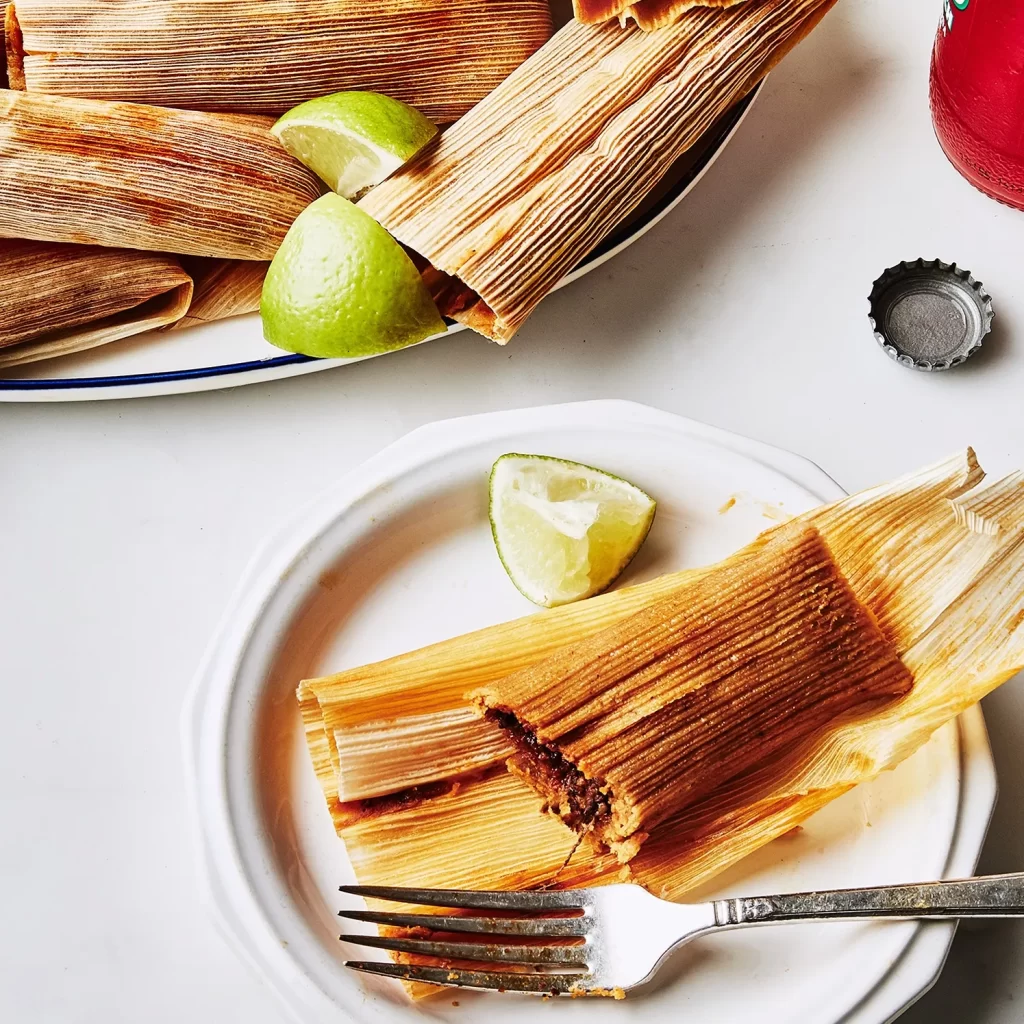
<box><xmin>0</xmin><ymin>89</ymin><xmax>760</xmax><ymax>402</ymax></box>
<box><xmin>185</xmin><ymin>400</ymin><xmax>995</xmax><ymax>1024</ymax></box>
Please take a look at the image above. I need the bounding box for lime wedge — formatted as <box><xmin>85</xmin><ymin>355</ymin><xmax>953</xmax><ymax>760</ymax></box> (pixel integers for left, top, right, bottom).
<box><xmin>271</xmin><ymin>91</ymin><xmax>438</xmax><ymax>198</ymax></box>
<box><xmin>260</xmin><ymin>193</ymin><xmax>445</xmax><ymax>358</ymax></box>
<box><xmin>489</xmin><ymin>454</ymin><xmax>657</xmax><ymax>608</ymax></box>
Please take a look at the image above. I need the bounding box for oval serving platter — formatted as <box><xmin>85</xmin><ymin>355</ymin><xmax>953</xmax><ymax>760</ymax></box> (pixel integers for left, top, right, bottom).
<box><xmin>185</xmin><ymin>401</ymin><xmax>995</xmax><ymax>1024</ymax></box>
<box><xmin>0</xmin><ymin>86</ymin><xmax>761</xmax><ymax>402</ymax></box>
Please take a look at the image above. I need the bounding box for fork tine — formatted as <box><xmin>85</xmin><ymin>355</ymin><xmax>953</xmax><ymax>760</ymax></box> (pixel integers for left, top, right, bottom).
<box><xmin>345</xmin><ymin>961</ymin><xmax>586</xmax><ymax>994</ymax></box>
<box><xmin>339</xmin><ymin>932</ymin><xmax>589</xmax><ymax>966</ymax></box>
<box><xmin>338</xmin><ymin>909</ymin><xmax>588</xmax><ymax>937</ymax></box>
<box><xmin>339</xmin><ymin>884</ymin><xmax>586</xmax><ymax>913</ymax></box>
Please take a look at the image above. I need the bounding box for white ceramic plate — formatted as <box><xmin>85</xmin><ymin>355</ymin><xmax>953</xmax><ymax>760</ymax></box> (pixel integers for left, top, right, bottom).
<box><xmin>185</xmin><ymin>400</ymin><xmax>995</xmax><ymax>1024</ymax></box>
<box><xmin>0</xmin><ymin>88</ymin><xmax>760</xmax><ymax>403</ymax></box>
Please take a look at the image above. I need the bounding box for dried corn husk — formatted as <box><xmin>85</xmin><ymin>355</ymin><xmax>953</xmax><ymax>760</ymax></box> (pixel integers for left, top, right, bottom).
<box><xmin>300</xmin><ymin>452</ymin><xmax>1024</xmax><ymax>916</ymax></box>
<box><xmin>171</xmin><ymin>258</ymin><xmax>267</xmax><ymax>331</ymax></box>
<box><xmin>4</xmin><ymin>1</ymin><xmax>553</xmax><ymax>124</ymax></box>
<box><xmin>474</xmin><ymin>522</ymin><xmax>913</xmax><ymax>861</ymax></box>
<box><xmin>0</xmin><ymin>90</ymin><xmax>323</xmax><ymax>260</ymax></box>
<box><xmin>0</xmin><ymin>239</ymin><xmax>192</xmax><ymax>368</ymax></box>
<box><xmin>360</xmin><ymin>0</ymin><xmax>836</xmax><ymax>343</ymax></box>
<box><xmin>342</xmin><ymin>770</ymin><xmax>583</xmax><ymax>891</ymax></box>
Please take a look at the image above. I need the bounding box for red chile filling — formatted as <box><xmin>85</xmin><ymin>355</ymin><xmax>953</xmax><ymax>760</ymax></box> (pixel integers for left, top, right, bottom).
<box><xmin>489</xmin><ymin>710</ymin><xmax>611</xmax><ymax>832</ymax></box>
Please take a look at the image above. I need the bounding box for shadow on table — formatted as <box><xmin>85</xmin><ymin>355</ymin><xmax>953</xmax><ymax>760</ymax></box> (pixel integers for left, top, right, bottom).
<box><xmin>898</xmin><ymin>670</ymin><xmax>1024</xmax><ymax>1023</ymax></box>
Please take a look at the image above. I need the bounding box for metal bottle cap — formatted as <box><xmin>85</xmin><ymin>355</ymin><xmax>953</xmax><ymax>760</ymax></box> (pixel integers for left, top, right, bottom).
<box><xmin>868</xmin><ymin>259</ymin><xmax>993</xmax><ymax>371</ymax></box>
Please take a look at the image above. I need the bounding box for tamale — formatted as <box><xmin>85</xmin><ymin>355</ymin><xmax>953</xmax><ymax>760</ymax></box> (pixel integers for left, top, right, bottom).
<box><xmin>4</xmin><ymin>1</ymin><xmax>553</xmax><ymax>125</ymax></box>
<box><xmin>300</xmin><ymin>452</ymin><xmax>1024</xmax><ymax>915</ymax></box>
<box><xmin>360</xmin><ymin>0</ymin><xmax>836</xmax><ymax>343</ymax></box>
<box><xmin>0</xmin><ymin>90</ymin><xmax>323</xmax><ymax>260</ymax></box>
<box><xmin>171</xmin><ymin>258</ymin><xmax>267</xmax><ymax>332</ymax></box>
<box><xmin>473</xmin><ymin>523</ymin><xmax>913</xmax><ymax>860</ymax></box>
<box><xmin>0</xmin><ymin>239</ymin><xmax>192</xmax><ymax>368</ymax></box>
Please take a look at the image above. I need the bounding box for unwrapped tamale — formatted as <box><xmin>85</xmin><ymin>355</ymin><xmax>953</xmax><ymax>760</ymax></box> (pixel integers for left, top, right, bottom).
<box><xmin>473</xmin><ymin>522</ymin><xmax>913</xmax><ymax>860</ymax></box>
<box><xmin>299</xmin><ymin>451</ymin><xmax>1024</xmax><ymax>915</ymax></box>
<box><xmin>0</xmin><ymin>90</ymin><xmax>323</xmax><ymax>260</ymax></box>
<box><xmin>0</xmin><ymin>239</ymin><xmax>192</xmax><ymax>367</ymax></box>
<box><xmin>4</xmin><ymin>1</ymin><xmax>553</xmax><ymax>124</ymax></box>
<box><xmin>359</xmin><ymin>0</ymin><xmax>836</xmax><ymax>342</ymax></box>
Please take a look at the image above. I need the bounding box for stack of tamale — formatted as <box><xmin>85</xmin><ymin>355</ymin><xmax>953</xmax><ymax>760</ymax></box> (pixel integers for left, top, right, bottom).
<box><xmin>1</xmin><ymin>0</ymin><xmax>836</xmax><ymax>365</ymax></box>
<box><xmin>299</xmin><ymin>451</ymin><xmax>1024</xmax><ymax>987</ymax></box>
<box><xmin>0</xmin><ymin>0</ymin><xmax>553</xmax><ymax>363</ymax></box>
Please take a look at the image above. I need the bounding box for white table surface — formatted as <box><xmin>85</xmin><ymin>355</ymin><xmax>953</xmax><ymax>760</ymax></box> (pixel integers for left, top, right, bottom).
<box><xmin>3</xmin><ymin>0</ymin><xmax>1024</xmax><ymax>1021</ymax></box>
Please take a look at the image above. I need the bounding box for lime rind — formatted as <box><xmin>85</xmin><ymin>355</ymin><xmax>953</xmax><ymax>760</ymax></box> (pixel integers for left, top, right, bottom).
<box><xmin>260</xmin><ymin>193</ymin><xmax>445</xmax><ymax>359</ymax></box>
<box><xmin>489</xmin><ymin>453</ymin><xmax>657</xmax><ymax>608</ymax></box>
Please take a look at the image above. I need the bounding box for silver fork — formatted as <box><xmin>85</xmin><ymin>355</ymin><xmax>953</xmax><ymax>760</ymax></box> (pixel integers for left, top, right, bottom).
<box><xmin>339</xmin><ymin>874</ymin><xmax>1024</xmax><ymax>996</ymax></box>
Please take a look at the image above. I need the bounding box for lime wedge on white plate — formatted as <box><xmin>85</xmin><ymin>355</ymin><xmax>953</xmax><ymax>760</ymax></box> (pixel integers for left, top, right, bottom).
<box><xmin>260</xmin><ymin>193</ymin><xmax>445</xmax><ymax>358</ymax></box>
<box><xmin>271</xmin><ymin>91</ymin><xmax>438</xmax><ymax>198</ymax></box>
<box><xmin>489</xmin><ymin>454</ymin><xmax>657</xmax><ymax>608</ymax></box>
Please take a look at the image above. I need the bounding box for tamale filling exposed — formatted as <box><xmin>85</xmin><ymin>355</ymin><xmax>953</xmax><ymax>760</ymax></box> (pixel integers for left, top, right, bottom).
<box><xmin>489</xmin><ymin>710</ymin><xmax>612</xmax><ymax>831</ymax></box>
<box><xmin>476</xmin><ymin>523</ymin><xmax>914</xmax><ymax>859</ymax></box>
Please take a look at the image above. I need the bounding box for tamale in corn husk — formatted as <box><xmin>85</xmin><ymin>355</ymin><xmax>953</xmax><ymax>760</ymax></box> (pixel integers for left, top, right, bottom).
<box><xmin>4</xmin><ymin>1</ymin><xmax>553</xmax><ymax>125</ymax></box>
<box><xmin>0</xmin><ymin>90</ymin><xmax>323</xmax><ymax>261</ymax></box>
<box><xmin>359</xmin><ymin>0</ymin><xmax>836</xmax><ymax>343</ymax></box>
<box><xmin>0</xmin><ymin>239</ymin><xmax>192</xmax><ymax>368</ymax></box>
<box><xmin>171</xmin><ymin>258</ymin><xmax>267</xmax><ymax>332</ymax></box>
<box><xmin>299</xmin><ymin>452</ymin><xmax>1024</xmax><ymax>922</ymax></box>
<box><xmin>473</xmin><ymin>522</ymin><xmax>913</xmax><ymax>861</ymax></box>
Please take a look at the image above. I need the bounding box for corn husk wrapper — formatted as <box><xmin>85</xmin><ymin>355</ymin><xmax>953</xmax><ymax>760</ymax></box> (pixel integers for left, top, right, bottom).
<box><xmin>4</xmin><ymin>1</ymin><xmax>553</xmax><ymax>125</ymax></box>
<box><xmin>0</xmin><ymin>239</ymin><xmax>192</xmax><ymax>368</ymax></box>
<box><xmin>299</xmin><ymin>451</ymin><xmax>1024</xmax><ymax>918</ymax></box>
<box><xmin>0</xmin><ymin>90</ymin><xmax>323</xmax><ymax>261</ymax></box>
<box><xmin>474</xmin><ymin>522</ymin><xmax>913</xmax><ymax>861</ymax></box>
<box><xmin>359</xmin><ymin>0</ymin><xmax>835</xmax><ymax>343</ymax></box>
<box><xmin>172</xmin><ymin>258</ymin><xmax>267</xmax><ymax>331</ymax></box>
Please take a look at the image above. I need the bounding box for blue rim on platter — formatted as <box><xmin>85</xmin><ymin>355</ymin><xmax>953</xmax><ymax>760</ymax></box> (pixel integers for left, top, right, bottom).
<box><xmin>0</xmin><ymin>86</ymin><xmax>760</xmax><ymax>394</ymax></box>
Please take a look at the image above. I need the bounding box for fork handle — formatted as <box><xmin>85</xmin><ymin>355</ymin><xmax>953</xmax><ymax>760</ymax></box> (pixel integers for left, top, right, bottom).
<box><xmin>714</xmin><ymin>872</ymin><xmax>1024</xmax><ymax>926</ymax></box>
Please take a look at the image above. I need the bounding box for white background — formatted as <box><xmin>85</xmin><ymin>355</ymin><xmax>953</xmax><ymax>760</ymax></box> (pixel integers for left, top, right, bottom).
<box><xmin>2</xmin><ymin>0</ymin><xmax>1024</xmax><ymax>1020</ymax></box>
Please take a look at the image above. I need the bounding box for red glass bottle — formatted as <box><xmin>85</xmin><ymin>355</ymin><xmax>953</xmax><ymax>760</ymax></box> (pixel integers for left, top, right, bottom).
<box><xmin>930</xmin><ymin>0</ymin><xmax>1024</xmax><ymax>211</ymax></box>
